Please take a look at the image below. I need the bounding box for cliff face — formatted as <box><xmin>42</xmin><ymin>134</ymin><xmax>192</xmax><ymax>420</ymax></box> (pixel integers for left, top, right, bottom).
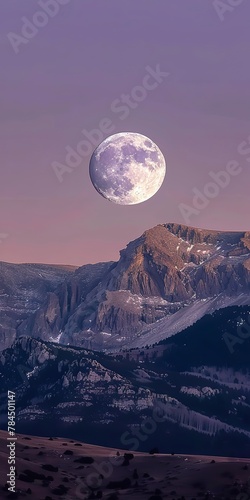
<box><xmin>17</xmin><ymin>262</ymin><xmax>114</xmax><ymax>344</ymax></box>
<box><xmin>38</xmin><ymin>223</ymin><xmax>250</xmax><ymax>350</ymax></box>
<box><xmin>0</xmin><ymin>262</ymin><xmax>77</xmax><ymax>351</ymax></box>
<box><xmin>1</xmin><ymin>224</ymin><xmax>250</xmax><ymax>351</ymax></box>
<box><xmin>106</xmin><ymin>223</ymin><xmax>250</xmax><ymax>302</ymax></box>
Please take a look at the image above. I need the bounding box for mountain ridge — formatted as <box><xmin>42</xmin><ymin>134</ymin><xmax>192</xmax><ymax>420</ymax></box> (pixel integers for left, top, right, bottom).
<box><xmin>1</xmin><ymin>304</ymin><xmax>250</xmax><ymax>457</ymax></box>
<box><xmin>1</xmin><ymin>223</ymin><xmax>250</xmax><ymax>351</ymax></box>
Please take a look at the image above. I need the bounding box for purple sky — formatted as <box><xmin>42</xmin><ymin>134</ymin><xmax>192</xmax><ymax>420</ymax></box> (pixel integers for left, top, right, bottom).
<box><xmin>1</xmin><ymin>0</ymin><xmax>250</xmax><ymax>266</ymax></box>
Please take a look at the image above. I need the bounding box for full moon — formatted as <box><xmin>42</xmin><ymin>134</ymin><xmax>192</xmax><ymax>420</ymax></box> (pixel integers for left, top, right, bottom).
<box><xmin>89</xmin><ymin>132</ymin><xmax>166</xmax><ymax>205</ymax></box>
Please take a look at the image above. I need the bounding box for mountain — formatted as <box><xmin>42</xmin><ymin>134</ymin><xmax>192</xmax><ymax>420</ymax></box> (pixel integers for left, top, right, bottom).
<box><xmin>0</xmin><ymin>262</ymin><xmax>77</xmax><ymax>351</ymax></box>
<box><xmin>18</xmin><ymin>223</ymin><xmax>250</xmax><ymax>350</ymax></box>
<box><xmin>17</xmin><ymin>261</ymin><xmax>114</xmax><ymax>347</ymax></box>
<box><xmin>1</xmin><ymin>223</ymin><xmax>250</xmax><ymax>351</ymax></box>
<box><xmin>1</xmin><ymin>305</ymin><xmax>250</xmax><ymax>457</ymax></box>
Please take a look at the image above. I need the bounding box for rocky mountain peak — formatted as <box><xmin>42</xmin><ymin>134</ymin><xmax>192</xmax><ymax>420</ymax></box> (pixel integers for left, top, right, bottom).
<box><xmin>164</xmin><ymin>222</ymin><xmax>246</xmax><ymax>245</ymax></box>
<box><xmin>1</xmin><ymin>223</ymin><xmax>250</xmax><ymax>352</ymax></box>
<box><xmin>119</xmin><ymin>224</ymin><xmax>184</xmax><ymax>272</ymax></box>
<box><xmin>62</xmin><ymin>223</ymin><xmax>250</xmax><ymax>348</ymax></box>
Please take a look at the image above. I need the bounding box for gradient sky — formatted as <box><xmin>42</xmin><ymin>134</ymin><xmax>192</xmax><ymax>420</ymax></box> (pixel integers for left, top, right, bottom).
<box><xmin>1</xmin><ymin>0</ymin><xmax>250</xmax><ymax>266</ymax></box>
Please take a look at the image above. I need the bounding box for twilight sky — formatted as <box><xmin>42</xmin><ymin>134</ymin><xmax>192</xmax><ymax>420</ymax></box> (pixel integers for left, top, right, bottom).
<box><xmin>1</xmin><ymin>0</ymin><xmax>250</xmax><ymax>266</ymax></box>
